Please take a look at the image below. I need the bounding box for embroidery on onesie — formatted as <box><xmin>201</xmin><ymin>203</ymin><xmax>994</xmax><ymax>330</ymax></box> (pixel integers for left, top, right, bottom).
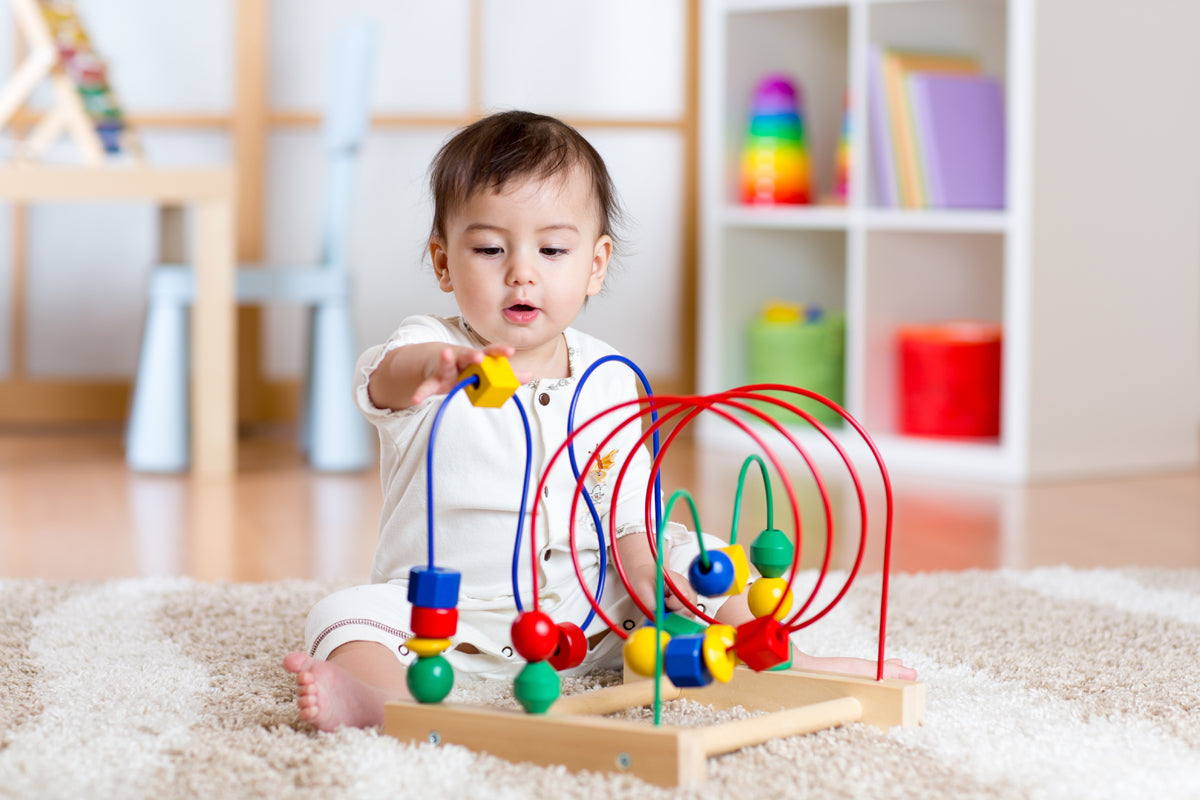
<box><xmin>586</xmin><ymin>448</ymin><xmax>618</xmax><ymax>504</ymax></box>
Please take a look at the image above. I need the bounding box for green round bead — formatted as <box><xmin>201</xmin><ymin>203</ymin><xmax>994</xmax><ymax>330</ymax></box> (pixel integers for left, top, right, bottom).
<box><xmin>407</xmin><ymin>654</ymin><xmax>454</xmax><ymax>704</ymax></box>
<box><xmin>513</xmin><ymin>660</ymin><xmax>560</xmax><ymax>714</ymax></box>
<box><xmin>750</xmin><ymin>528</ymin><xmax>794</xmax><ymax>578</ymax></box>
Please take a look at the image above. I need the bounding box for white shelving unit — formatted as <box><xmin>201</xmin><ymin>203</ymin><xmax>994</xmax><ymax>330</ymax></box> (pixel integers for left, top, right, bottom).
<box><xmin>697</xmin><ymin>0</ymin><xmax>1200</xmax><ymax>482</ymax></box>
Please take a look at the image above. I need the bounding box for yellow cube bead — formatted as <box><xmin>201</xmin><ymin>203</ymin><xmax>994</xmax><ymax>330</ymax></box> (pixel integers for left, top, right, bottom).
<box><xmin>460</xmin><ymin>355</ymin><xmax>520</xmax><ymax>408</ymax></box>
<box><xmin>406</xmin><ymin>637</ymin><xmax>452</xmax><ymax>658</ymax></box>
<box><xmin>720</xmin><ymin>544</ymin><xmax>751</xmax><ymax>595</ymax></box>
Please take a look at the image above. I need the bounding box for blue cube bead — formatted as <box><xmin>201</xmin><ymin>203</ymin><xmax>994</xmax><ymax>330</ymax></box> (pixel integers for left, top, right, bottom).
<box><xmin>407</xmin><ymin>566</ymin><xmax>461</xmax><ymax>609</ymax></box>
<box><xmin>663</xmin><ymin>634</ymin><xmax>713</xmax><ymax>688</ymax></box>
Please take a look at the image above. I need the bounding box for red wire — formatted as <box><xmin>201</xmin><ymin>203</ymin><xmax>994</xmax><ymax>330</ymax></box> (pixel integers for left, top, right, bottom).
<box><xmin>533</xmin><ymin>395</ymin><xmax>665</xmax><ymax>635</ymax></box>
<box><xmin>731</xmin><ymin>384</ymin><xmax>896</xmax><ymax>679</ymax></box>
<box><xmin>527</xmin><ymin>384</ymin><xmax>895</xmax><ymax>680</ymax></box>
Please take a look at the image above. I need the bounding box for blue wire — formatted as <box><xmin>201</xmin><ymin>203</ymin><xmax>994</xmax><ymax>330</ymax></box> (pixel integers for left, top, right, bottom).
<box><xmin>426</xmin><ymin>377</ymin><xmax>535</xmax><ymax>612</ymax></box>
<box><xmin>567</xmin><ymin>355</ymin><xmax>662</xmax><ymax>631</ymax></box>
<box><xmin>424</xmin><ymin>375</ymin><xmax>479</xmax><ymax>568</ymax></box>
<box><xmin>508</xmin><ymin>395</ymin><xmax>534</xmax><ymax>611</ymax></box>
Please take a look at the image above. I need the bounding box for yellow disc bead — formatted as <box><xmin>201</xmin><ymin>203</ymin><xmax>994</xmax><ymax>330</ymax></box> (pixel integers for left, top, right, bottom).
<box><xmin>702</xmin><ymin>624</ymin><xmax>737</xmax><ymax>683</ymax></box>
<box><xmin>406</xmin><ymin>637</ymin><xmax>452</xmax><ymax>658</ymax></box>
<box><xmin>623</xmin><ymin>627</ymin><xmax>671</xmax><ymax>678</ymax></box>
<box><xmin>747</xmin><ymin>577</ymin><xmax>794</xmax><ymax>621</ymax></box>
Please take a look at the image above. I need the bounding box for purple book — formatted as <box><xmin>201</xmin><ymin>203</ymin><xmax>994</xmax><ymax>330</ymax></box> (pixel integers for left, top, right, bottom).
<box><xmin>909</xmin><ymin>72</ymin><xmax>1006</xmax><ymax>209</ymax></box>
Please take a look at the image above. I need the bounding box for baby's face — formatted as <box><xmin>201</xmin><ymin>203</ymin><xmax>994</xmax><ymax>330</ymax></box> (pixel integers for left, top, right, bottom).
<box><xmin>431</xmin><ymin>168</ymin><xmax>611</xmax><ymax>374</ymax></box>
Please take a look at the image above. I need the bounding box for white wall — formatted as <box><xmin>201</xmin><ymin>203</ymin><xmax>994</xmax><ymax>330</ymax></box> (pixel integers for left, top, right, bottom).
<box><xmin>0</xmin><ymin>0</ymin><xmax>688</xmax><ymax>386</ymax></box>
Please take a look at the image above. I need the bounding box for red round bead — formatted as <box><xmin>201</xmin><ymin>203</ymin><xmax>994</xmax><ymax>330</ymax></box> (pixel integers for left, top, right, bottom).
<box><xmin>410</xmin><ymin>605</ymin><xmax>458</xmax><ymax>639</ymax></box>
<box><xmin>547</xmin><ymin>622</ymin><xmax>587</xmax><ymax>671</ymax></box>
<box><xmin>510</xmin><ymin>610</ymin><xmax>558</xmax><ymax>662</ymax></box>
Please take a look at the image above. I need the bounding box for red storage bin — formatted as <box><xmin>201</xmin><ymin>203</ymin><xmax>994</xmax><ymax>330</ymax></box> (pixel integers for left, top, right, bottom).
<box><xmin>898</xmin><ymin>322</ymin><xmax>1002</xmax><ymax>438</ymax></box>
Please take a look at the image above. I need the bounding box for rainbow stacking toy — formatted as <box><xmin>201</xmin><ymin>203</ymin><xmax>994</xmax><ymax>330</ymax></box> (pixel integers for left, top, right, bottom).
<box><xmin>740</xmin><ymin>74</ymin><xmax>810</xmax><ymax>205</ymax></box>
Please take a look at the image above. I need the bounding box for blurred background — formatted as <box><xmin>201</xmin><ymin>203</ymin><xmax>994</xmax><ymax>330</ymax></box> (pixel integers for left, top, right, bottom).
<box><xmin>0</xmin><ymin>0</ymin><xmax>694</xmax><ymax>426</ymax></box>
<box><xmin>1</xmin><ymin>0</ymin><xmax>1197</xmax><ymax>582</ymax></box>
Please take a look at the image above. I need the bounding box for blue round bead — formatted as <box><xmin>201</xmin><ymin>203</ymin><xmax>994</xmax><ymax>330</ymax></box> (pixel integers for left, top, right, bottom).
<box><xmin>687</xmin><ymin>550</ymin><xmax>736</xmax><ymax>597</ymax></box>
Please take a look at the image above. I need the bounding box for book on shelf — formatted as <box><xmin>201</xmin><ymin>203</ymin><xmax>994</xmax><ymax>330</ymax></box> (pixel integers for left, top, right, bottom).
<box><xmin>908</xmin><ymin>72</ymin><xmax>1006</xmax><ymax>209</ymax></box>
<box><xmin>870</xmin><ymin>46</ymin><xmax>993</xmax><ymax>209</ymax></box>
<box><xmin>868</xmin><ymin>47</ymin><xmax>899</xmax><ymax>207</ymax></box>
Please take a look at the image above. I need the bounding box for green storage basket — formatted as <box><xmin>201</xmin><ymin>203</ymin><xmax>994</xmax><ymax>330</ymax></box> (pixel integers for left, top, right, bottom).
<box><xmin>746</xmin><ymin>312</ymin><xmax>845</xmax><ymax>427</ymax></box>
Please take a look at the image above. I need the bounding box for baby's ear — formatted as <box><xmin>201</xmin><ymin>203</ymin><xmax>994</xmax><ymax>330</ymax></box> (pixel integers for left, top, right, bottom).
<box><xmin>430</xmin><ymin>238</ymin><xmax>453</xmax><ymax>293</ymax></box>
<box><xmin>587</xmin><ymin>235</ymin><xmax>612</xmax><ymax>296</ymax></box>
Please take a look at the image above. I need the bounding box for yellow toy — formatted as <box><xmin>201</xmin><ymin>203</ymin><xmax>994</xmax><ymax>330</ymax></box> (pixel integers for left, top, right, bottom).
<box><xmin>460</xmin><ymin>354</ymin><xmax>520</xmax><ymax>408</ymax></box>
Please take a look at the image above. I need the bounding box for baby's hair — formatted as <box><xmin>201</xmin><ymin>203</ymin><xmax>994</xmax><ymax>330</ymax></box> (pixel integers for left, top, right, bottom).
<box><xmin>428</xmin><ymin>110</ymin><xmax>623</xmax><ymax>250</ymax></box>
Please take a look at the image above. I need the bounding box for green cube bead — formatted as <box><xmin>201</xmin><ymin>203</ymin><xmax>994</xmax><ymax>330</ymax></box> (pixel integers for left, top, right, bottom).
<box><xmin>653</xmin><ymin>612</ymin><xmax>708</xmax><ymax>638</ymax></box>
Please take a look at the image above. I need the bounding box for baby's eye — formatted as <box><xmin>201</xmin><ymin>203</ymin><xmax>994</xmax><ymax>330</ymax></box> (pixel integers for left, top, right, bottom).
<box><xmin>473</xmin><ymin>246</ymin><xmax>503</xmax><ymax>256</ymax></box>
<box><xmin>540</xmin><ymin>247</ymin><xmax>569</xmax><ymax>257</ymax></box>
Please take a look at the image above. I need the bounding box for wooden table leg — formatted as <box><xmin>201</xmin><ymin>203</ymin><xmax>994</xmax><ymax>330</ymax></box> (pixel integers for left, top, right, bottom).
<box><xmin>190</xmin><ymin>196</ymin><xmax>237</xmax><ymax>478</ymax></box>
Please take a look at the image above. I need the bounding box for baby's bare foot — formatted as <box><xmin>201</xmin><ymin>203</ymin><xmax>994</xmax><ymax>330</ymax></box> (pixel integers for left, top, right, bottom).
<box><xmin>793</xmin><ymin>652</ymin><xmax>918</xmax><ymax>681</ymax></box>
<box><xmin>283</xmin><ymin>652</ymin><xmax>392</xmax><ymax>731</ymax></box>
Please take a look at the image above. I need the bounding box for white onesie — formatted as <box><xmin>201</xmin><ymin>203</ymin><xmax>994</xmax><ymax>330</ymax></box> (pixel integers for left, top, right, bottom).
<box><xmin>304</xmin><ymin>315</ymin><xmax>726</xmax><ymax>679</ymax></box>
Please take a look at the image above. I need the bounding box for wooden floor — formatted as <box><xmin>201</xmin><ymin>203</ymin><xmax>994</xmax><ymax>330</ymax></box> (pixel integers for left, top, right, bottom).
<box><xmin>2</xmin><ymin>426</ymin><xmax>1198</xmax><ymax>582</ymax></box>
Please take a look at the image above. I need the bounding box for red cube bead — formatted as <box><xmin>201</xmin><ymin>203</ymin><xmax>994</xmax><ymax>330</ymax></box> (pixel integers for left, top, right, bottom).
<box><xmin>733</xmin><ymin>615</ymin><xmax>790</xmax><ymax>671</ymax></box>
<box><xmin>410</xmin><ymin>605</ymin><xmax>458</xmax><ymax>639</ymax></box>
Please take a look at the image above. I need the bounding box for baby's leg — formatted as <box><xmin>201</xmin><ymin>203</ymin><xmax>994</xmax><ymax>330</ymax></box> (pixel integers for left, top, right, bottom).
<box><xmin>712</xmin><ymin>589</ymin><xmax>917</xmax><ymax>681</ymax></box>
<box><xmin>790</xmin><ymin>651</ymin><xmax>917</xmax><ymax>681</ymax></box>
<box><xmin>283</xmin><ymin>641</ymin><xmax>410</xmax><ymax>731</ymax></box>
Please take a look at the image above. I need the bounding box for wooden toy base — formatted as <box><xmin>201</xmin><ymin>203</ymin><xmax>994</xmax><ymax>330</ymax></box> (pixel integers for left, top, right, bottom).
<box><xmin>383</xmin><ymin>668</ymin><xmax>924</xmax><ymax>787</ymax></box>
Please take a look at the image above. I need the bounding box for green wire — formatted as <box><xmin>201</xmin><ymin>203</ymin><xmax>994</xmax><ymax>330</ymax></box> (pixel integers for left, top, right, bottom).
<box><xmin>651</xmin><ymin>488</ymin><xmax>708</xmax><ymax>724</ymax></box>
<box><xmin>653</xmin><ymin>504</ymin><xmax>665</xmax><ymax>725</ymax></box>
<box><xmin>661</xmin><ymin>488</ymin><xmax>709</xmax><ymax>568</ymax></box>
<box><xmin>729</xmin><ymin>454</ymin><xmax>774</xmax><ymax>544</ymax></box>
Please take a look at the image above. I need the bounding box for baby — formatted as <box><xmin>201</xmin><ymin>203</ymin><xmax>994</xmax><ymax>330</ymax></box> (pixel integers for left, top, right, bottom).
<box><xmin>284</xmin><ymin>110</ymin><xmax>915</xmax><ymax>731</ymax></box>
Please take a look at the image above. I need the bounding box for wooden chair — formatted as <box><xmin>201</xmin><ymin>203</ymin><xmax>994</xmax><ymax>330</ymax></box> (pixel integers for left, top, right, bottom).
<box><xmin>125</xmin><ymin>21</ymin><xmax>376</xmax><ymax>472</ymax></box>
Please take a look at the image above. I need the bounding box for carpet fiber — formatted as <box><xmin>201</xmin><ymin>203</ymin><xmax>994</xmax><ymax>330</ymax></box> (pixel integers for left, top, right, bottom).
<box><xmin>2</xmin><ymin>567</ymin><xmax>1200</xmax><ymax>799</ymax></box>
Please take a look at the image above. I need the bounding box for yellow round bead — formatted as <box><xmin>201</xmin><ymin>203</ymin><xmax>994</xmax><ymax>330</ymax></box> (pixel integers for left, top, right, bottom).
<box><xmin>623</xmin><ymin>627</ymin><xmax>671</xmax><ymax>678</ymax></box>
<box><xmin>406</xmin><ymin>637</ymin><xmax>452</xmax><ymax>657</ymax></box>
<box><xmin>747</xmin><ymin>577</ymin><xmax>794</xmax><ymax>621</ymax></box>
<box><xmin>702</xmin><ymin>624</ymin><xmax>737</xmax><ymax>682</ymax></box>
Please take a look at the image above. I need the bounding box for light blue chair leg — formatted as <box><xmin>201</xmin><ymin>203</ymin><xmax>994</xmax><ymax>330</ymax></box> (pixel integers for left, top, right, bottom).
<box><xmin>126</xmin><ymin>296</ymin><xmax>190</xmax><ymax>472</ymax></box>
<box><xmin>305</xmin><ymin>299</ymin><xmax>372</xmax><ymax>471</ymax></box>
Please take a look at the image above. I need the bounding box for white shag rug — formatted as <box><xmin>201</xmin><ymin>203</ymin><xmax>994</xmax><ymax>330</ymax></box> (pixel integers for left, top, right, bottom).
<box><xmin>2</xmin><ymin>567</ymin><xmax>1200</xmax><ymax>799</ymax></box>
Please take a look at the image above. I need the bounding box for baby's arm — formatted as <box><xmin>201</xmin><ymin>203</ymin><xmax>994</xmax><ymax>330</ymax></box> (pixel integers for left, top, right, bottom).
<box><xmin>616</xmin><ymin>532</ymin><xmax>697</xmax><ymax>615</ymax></box>
<box><xmin>368</xmin><ymin>342</ymin><xmax>517</xmax><ymax>410</ymax></box>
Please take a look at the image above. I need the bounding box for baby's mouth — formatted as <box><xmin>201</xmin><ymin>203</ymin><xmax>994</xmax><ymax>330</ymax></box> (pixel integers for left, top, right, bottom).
<box><xmin>504</xmin><ymin>303</ymin><xmax>539</xmax><ymax>323</ymax></box>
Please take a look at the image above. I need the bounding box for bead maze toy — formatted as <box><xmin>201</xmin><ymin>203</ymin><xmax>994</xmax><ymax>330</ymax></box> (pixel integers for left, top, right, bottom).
<box><xmin>0</xmin><ymin>0</ymin><xmax>140</xmax><ymax>162</ymax></box>
<box><xmin>383</xmin><ymin>354</ymin><xmax>923</xmax><ymax>787</ymax></box>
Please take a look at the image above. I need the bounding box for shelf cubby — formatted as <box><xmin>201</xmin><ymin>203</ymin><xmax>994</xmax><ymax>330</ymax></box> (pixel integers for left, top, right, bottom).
<box><xmin>699</xmin><ymin>0</ymin><xmax>1200</xmax><ymax>480</ymax></box>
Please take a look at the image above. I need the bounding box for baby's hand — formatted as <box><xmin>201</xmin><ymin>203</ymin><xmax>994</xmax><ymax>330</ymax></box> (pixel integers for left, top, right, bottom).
<box><xmin>410</xmin><ymin>344</ymin><xmax>521</xmax><ymax>406</ymax></box>
<box><xmin>630</xmin><ymin>565</ymin><xmax>697</xmax><ymax>614</ymax></box>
